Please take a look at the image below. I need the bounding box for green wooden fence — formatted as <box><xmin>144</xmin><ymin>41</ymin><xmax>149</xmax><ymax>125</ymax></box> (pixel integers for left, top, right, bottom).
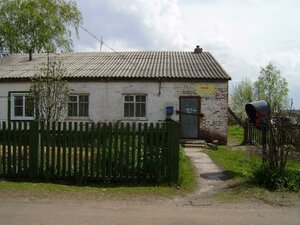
<box><xmin>0</xmin><ymin>121</ymin><xmax>180</xmax><ymax>183</ymax></box>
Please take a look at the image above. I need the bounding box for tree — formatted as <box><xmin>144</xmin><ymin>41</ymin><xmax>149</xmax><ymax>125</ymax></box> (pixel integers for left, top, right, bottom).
<box><xmin>30</xmin><ymin>60</ymin><xmax>70</xmax><ymax>122</ymax></box>
<box><xmin>254</xmin><ymin>63</ymin><xmax>289</xmax><ymax>114</ymax></box>
<box><xmin>0</xmin><ymin>0</ymin><xmax>82</xmax><ymax>60</ymax></box>
<box><xmin>230</xmin><ymin>78</ymin><xmax>254</xmax><ymax>121</ymax></box>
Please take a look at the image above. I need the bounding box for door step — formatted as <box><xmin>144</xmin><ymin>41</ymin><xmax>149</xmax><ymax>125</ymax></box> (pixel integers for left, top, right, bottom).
<box><xmin>180</xmin><ymin>139</ymin><xmax>207</xmax><ymax>148</ymax></box>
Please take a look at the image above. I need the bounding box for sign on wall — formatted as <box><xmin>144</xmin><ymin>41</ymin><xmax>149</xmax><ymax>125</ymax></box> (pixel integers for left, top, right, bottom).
<box><xmin>196</xmin><ymin>85</ymin><xmax>215</xmax><ymax>95</ymax></box>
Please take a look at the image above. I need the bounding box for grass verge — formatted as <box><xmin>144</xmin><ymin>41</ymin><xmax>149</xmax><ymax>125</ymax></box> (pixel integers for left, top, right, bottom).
<box><xmin>207</xmin><ymin>146</ymin><xmax>300</xmax><ymax>202</ymax></box>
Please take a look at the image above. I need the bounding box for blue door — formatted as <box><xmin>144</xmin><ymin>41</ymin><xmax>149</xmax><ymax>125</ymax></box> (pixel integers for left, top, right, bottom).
<box><xmin>180</xmin><ymin>97</ymin><xmax>199</xmax><ymax>139</ymax></box>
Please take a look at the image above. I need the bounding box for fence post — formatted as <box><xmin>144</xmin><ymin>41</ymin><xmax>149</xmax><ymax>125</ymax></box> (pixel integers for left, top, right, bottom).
<box><xmin>167</xmin><ymin>122</ymin><xmax>180</xmax><ymax>183</ymax></box>
<box><xmin>29</xmin><ymin>121</ymin><xmax>40</xmax><ymax>178</ymax></box>
<box><xmin>243</xmin><ymin>120</ymin><xmax>249</xmax><ymax>144</ymax></box>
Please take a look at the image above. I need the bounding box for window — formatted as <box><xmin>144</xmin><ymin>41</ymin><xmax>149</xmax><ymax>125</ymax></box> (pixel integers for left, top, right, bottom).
<box><xmin>124</xmin><ymin>95</ymin><xmax>146</xmax><ymax>118</ymax></box>
<box><xmin>68</xmin><ymin>94</ymin><xmax>89</xmax><ymax>117</ymax></box>
<box><xmin>10</xmin><ymin>93</ymin><xmax>34</xmax><ymax>120</ymax></box>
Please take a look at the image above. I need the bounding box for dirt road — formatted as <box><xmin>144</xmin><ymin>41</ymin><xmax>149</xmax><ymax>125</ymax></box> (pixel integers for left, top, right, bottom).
<box><xmin>1</xmin><ymin>195</ymin><xmax>300</xmax><ymax>225</ymax></box>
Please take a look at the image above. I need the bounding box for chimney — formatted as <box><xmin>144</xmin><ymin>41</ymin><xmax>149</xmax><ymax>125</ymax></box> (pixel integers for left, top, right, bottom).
<box><xmin>194</xmin><ymin>45</ymin><xmax>202</xmax><ymax>54</ymax></box>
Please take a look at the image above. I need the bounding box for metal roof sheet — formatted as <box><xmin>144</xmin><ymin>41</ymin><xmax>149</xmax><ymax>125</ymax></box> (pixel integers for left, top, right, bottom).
<box><xmin>0</xmin><ymin>51</ymin><xmax>231</xmax><ymax>80</ymax></box>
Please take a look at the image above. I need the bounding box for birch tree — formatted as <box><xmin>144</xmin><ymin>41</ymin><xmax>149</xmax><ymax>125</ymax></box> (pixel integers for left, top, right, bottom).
<box><xmin>30</xmin><ymin>60</ymin><xmax>70</xmax><ymax>122</ymax></box>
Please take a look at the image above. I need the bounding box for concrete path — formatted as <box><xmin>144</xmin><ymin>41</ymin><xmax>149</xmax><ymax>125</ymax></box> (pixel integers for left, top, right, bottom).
<box><xmin>184</xmin><ymin>147</ymin><xmax>229</xmax><ymax>197</ymax></box>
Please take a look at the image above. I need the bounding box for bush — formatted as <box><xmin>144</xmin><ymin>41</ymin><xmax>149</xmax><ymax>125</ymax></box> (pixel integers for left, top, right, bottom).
<box><xmin>253</xmin><ymin>164</ymin><xmax>300</xmax><ymax>192</ymax></box>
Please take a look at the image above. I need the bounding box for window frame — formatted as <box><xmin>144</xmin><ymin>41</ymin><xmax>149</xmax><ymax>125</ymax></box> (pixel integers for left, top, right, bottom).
<box><xmin>67</xmin><ymin>93</ymin><xmax>90</xmax><ymax>118</ymax></box>
<box><xmin>123</xmin><ymin>94</ymin><xmax>147</xmax><ymax>120</ymax></box>
<box><xmin>10</xmin><ymin>92</ymin><xmax>34</xmax><ymax>121</ymax></box>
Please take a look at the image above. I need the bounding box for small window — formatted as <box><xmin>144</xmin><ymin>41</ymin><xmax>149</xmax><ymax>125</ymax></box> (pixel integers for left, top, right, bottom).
<box><xmin>68</xmin><ymin>94</ymin><xmax>89</xmax><ymax>117</ymax></box>
<box><xmin>10</xmin><ymin>93</ymin><xmax>34</xmax><ymax>120</ymax></box>
<box><xmin>124</xmin><ymin>95</ymin><xmax>146</xmax><ymax>118</ymax></box>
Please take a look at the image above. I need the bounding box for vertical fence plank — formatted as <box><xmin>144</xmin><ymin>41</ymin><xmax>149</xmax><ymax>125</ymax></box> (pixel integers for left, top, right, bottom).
<box><xmin>113</xmin><ymin>123</ymin><xmax>118</xmax><ymax>179</ymax></box>
<box><xmin>40</xmin><ymin>122</ymin><xmax>45</xmax><ymax>177</ymax></box>
<box><xmin>107</xmin><ymin>122</ymin><xmax>113</xmax><ymax>179</ymax></box>
<box><xmin>23</xmin><ymin>122</ymin><xmax>28</xmax><ymax>176</ymax></box>
<box><xmin>137</xmin><ymin>123</ymin><xmax>142</xmax><ymax>180</ymax></box>
<box><xmin>161</xmin><ymin>123</ymin><xmax>166</xmax><ymax>179</ymax></box>
<box><xmin>84</xmin><ymin>123</ymin><xmax>89</xmax><ymax>179</ymax></box>
<box><xmin>119</xmin><ymin>123</ymin><xmax>124</xmax><ymax>179</ymax></box>
<box><xmin>62</xmin><ymin>122</ymin><xmax>67</xmax><ymax>178</ymax></box>
<box><xmin>125</xmin><ymin>123</ymin><xmax>130</xmax><ymax>180</ymax></box>
<box><xmin>143</xmin><ymin>123</ymin><xmax>148</xmax><ymax>179</ymax></box>
<box><xmin>7</xmin><ymin>122</ymin><xmax>12</xmax><ymax>177</ymax></box>
<box><xmin>2</xmin><ymin>122</ymin><xmax>6</xmax><ymax>176</ymax></box>
<box><xmin>155</xmin><ymin>123</ymin><xmax>160</xmax><ymax>179</ymax></box>
<box><xmin>17</xmin><ymin>121</ymin><xmax>22</xmax><ymax>176</ymax></box>
<box><xmin>101</xmin><ymin>123</ymin><xmax>107</xmax><ymax>179</ymax></box>
<box><xmin>149</xmin><ymin>123</ymin><xmax>154</xmax><ymax>179</ymax></box>
<box><xmin>45</xmin><ymin>122</ymin><xmax>50</xmax><ymax>178</ymax></box>
<box><xmin>51</xmin><ymin>122</ymin><xmax>56</xmax><ymax>178</ymax></box>
<box><xmin>29</xmin><ymin>121</ymin><xmax>40</xmax><ymax>178</ymax></box>
<box><xmin>96</xmin><ymin>123</ymin><xmax>101</xmax><ymax>179</ymax></box>
<box><xmin>12</xmin><ymin>121</ymin><xmax>17</xmax><ymax>177</ymax></box>
<box><xmin>56</xmin><ymin>122</ymin><xmax>62</xmax><ymax>178</ymax></box>
<box><xmin>68</xmin><ymin>122</ymin><xmax>72</xmax><ymax>178</ymax></box>
<box><xmin>131</xmin><ymin>123</ymin><xmax>136</xmax><ymax>180</ymax></box>
<box><xmin>90</xmin><ymin>123</ymin><xmax>95</xmax><ymax>178</ymax></box>
<box><xmin>79</xmin><ymin>122</ymin><xmax>84</xmax><ymax>181</ymax></box>
<box><xmin>73</xmin><ymin>122</ymin><xmax>78</xmax><ymax>179</ymax></box>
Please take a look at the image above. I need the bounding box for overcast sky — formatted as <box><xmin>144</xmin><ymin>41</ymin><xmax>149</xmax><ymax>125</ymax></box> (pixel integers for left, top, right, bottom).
<box><xmin>72</xmin><ymin>0</ymin><xmax>300</xmax><ymax>108</ymax></box>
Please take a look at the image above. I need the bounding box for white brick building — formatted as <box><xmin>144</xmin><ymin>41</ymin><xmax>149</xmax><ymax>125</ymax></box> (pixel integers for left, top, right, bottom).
<box><xmin>0</xmin><ymin>47</ymin><xmax>231</xmax><ymax>143</ymax></box>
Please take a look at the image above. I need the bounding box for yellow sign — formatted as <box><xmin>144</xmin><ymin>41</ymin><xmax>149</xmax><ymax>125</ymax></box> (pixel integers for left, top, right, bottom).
<box><xmin>196</xmin><ymin>85</ymin><xmax>215</xmax><ymax>95</ymax></box>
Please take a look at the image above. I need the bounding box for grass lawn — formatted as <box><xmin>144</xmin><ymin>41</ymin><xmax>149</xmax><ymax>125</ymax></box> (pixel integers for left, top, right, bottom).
<box><xmin>0</xmin><ymin>146</ymin><xmax>196</xmax><ymax>199</ymax></box>
<box><xmin>228</xmin><ymin>125</ymin><xmax>244</xmax><ymax>144</ymax></box>
<box><xmin>207</xmin><ymin>125</ymin><xmax>300</xmax><ymax>202</ymax></box>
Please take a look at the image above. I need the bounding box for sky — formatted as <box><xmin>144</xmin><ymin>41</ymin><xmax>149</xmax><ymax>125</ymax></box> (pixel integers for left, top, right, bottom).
<box><xmin>72</xmin><ymin>0</ymin><xmax>300</xmax><ymax>108</ymax></box>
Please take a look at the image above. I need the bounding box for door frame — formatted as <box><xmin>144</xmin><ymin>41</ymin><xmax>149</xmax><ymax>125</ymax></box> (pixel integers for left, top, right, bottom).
<box><xmin>179</xmin><ymin>96</ymin><xmax>201</xmax><ymax>139</ymax></box>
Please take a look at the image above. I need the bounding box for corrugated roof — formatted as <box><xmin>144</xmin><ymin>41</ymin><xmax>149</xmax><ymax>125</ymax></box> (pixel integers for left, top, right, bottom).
<box><xmin>0</xmin><ymin>51</ymin><xmax>231</xmax><ymax>80</ymax></box>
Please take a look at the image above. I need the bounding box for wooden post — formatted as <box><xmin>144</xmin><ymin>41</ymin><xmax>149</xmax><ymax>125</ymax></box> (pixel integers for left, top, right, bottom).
<box><xmin>167</xmin><ymin>122</ymin><xmax>180</xmax><ymax>183</ymax></box>
<box><xmin>29</xmin><ymin>121</ymin><xmax>40</xmax><ymax>178</ymax></box>
<box><xmin>243</xmin><ymin>119</ymin><xmax>249</xmax><ymax>145</ymax></box>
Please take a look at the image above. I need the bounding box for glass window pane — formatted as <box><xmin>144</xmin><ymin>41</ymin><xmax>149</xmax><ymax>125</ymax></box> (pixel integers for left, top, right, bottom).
<box><xmin>69</xmin><ymin>96</ymin><xmax>77</xmax><ymax>102</ymax></box>
<box><xmin>25</xmin><ymin>96</ymin><xmax>34</xmax><ymax>117</ymax></box>
<box><xmin>14</xmin><ymin>106</ymin><xmax>23</xmax><ymax>117</ymax></box>
<box><xmin>124</xmin><ymin>103</ymin><xmax>134</xmax><ymax>117</ymax></box>
<box><xmin>79</xmin><ymin>102</ymin><xmax>88</xmax><ymax>117</ymax></box>
<box><xmin>14</xmin><ymin>96</ymin><xmax>23</xmax><ymax>107</ymax></box>
<box><xmin>125</xmin><ymin>96</ymin><xmax>134</xmax><ymax>102</ymax></box>
<box><xmin>136</xmin><ymin>95</ymin><xmax>146</xmax><ymax>102</ymax></box>
<box><xmin>136</xmin><ymin>103</ymin><xmax>146</xmax><ymax>117</ymax></box>
<box><xmin>79</xmin><ymin>95</ymin><xmax>88</xmax><ymax>103</ymax></box>
<box><xmin>68</xmin><ymin>102</ymin><xmax>77</xmax><ymax>116</ymax></box>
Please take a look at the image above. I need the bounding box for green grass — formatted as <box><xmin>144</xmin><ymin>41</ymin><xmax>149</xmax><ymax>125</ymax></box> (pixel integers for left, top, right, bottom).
<box><xmin>0</xmin><ymin>146</ymin><xmax>196</xmax><ymax>199</ymax></box>
<box><xmin>178</xmin><ymin>146</ymin><xmax>196</xmax><ymax>191</ymax></box>
<box><xmin>207</xmin><ymin>146</ymin><xmax>300</xmax><ymax>201</ymax></box>
<box><xmin>228</xmin><ymin>125</ymin><xmax>244</xmax><ymax>143</ymax></box>
<box><xmin>207</xmin><ymin>146</ymin><xmax>261</xmax><ymax>180</ymax></box>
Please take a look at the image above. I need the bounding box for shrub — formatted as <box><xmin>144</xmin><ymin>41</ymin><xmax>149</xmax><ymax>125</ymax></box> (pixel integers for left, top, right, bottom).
<box><xmin>253</xmin><ymin>164</ymin><xmax>300</xmax><ymax>192</ymax></box>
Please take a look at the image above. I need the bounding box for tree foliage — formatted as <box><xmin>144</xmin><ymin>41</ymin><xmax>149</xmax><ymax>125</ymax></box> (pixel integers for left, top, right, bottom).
<box><xmin>254</xmin><ymin>63</ymin><xmax>289</xmax><ymax>114</ymax></box>
<box><xmin>230</xmin><ymin>78</ymin><xmax>254</xmax><ymax>121</ymax></box>
<box><xmin>230</xmin><ymin>63</ymin><xmax>290</xmax><ymax>122</ymax></box>
<box><xmin>30</xmin><ymin>60</ymin><xmax>70</xmax><ymax>122</ymax></box>
<box><xmin>0</xmin><ymin>0</ymin><xmax>82</xmax><ymax>55</ymax></box>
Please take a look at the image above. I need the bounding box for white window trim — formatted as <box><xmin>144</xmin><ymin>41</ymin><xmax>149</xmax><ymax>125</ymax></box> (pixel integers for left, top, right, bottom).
<box><xmin>10</xmin><ymin>93</ymin><xmax>34</xmax><ymax>121</ymax></box>
<box><xmin>123</xmin><ymin>94</ymin><xmax>147</xmax><ymax>120</ymax></box>
<box><xmin>67</xmin><ymin>93</ymin><xmax>90</xmax><ymax>119</ymax></box>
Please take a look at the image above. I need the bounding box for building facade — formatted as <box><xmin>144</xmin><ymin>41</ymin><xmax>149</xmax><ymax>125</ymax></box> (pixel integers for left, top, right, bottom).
<box><xmin>0</xmin><ymin>48</ymin><xmax>231</xmax><ymax>143</ymax></box>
